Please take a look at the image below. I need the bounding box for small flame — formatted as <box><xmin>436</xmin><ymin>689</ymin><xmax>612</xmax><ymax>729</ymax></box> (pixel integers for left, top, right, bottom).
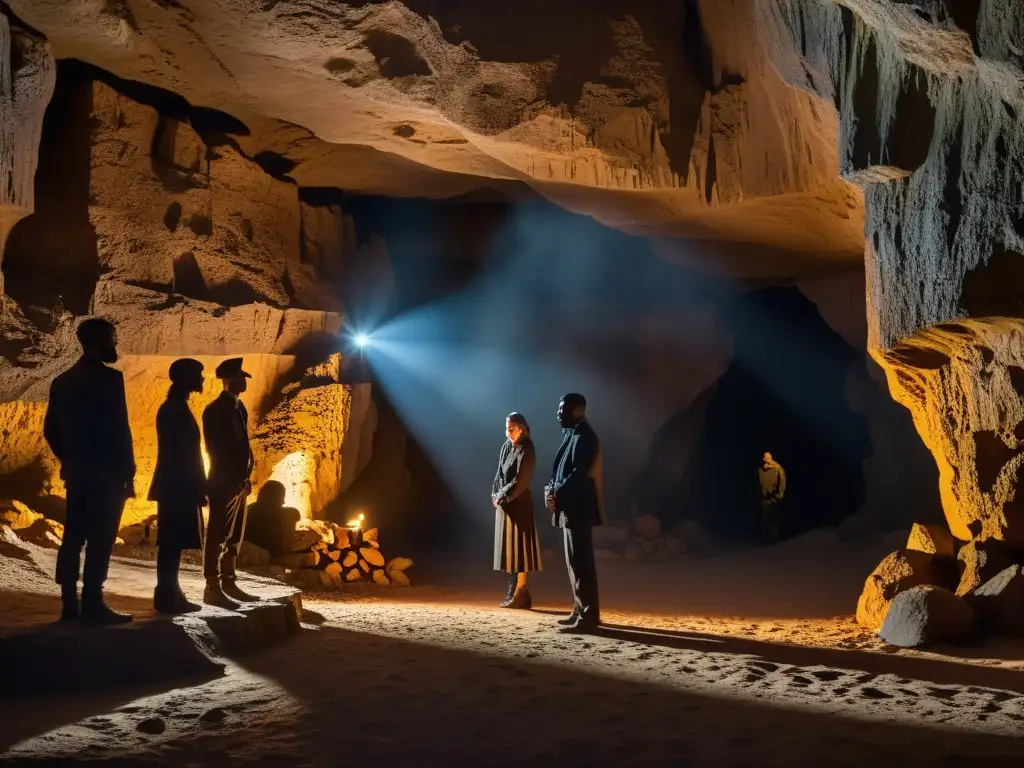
<box><xmin>346</xmin><ymin>512</ymin><xmax>365</xmax><ymax>531</ymax></box>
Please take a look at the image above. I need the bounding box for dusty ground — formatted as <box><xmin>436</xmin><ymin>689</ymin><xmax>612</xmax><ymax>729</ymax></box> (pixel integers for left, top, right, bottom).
<box><xmin>3</xmin><ymin>528</ymin><xmax>1024</xmax><ymax>765</ymax></box>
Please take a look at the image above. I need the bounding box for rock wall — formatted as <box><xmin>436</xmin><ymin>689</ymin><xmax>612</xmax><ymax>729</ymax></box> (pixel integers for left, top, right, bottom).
<box><xmin>765</xmin><ymin>1</ymin><xmax>1024</xmax><ymax>543</ymax></box>
<box><xmin>0</xmin><ymin>14</ymin><xmax>55</xmax><ymax>296</ymax></box>
<box><xmin>0</xmin><ymin>66</ymin><xmax>376</xmax><ymax>526</ymax></box>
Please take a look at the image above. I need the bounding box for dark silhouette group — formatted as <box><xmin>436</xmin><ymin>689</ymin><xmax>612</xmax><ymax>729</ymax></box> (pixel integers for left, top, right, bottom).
<box><xmin>492</xmin><ymin>393</ymin><xmax>604</xmax><ymax>634</ymax></box>
<box><xmin>44</xmin><ymin>318</ymin><xmax>259</xmax><ymax>624</ymax></box>
<box><xmin>44</xmin><ymin>316</ymin><xmax>606</xmax><ymax>633</ymax></box>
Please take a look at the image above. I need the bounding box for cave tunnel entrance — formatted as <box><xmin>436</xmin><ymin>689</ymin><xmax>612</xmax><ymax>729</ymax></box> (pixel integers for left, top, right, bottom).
<box><xmin>676</xmin><ymin>286</ymin><xmax>872</xmax><ymax>544</ymax></box>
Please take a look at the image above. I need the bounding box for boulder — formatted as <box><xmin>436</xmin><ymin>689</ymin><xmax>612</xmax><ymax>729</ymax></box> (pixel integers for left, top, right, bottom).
<box><xmin>289</xmin><ymin>527</ymin><xmax>322</xmax><ymax>552</ymax></box>
<box><xmin>18</xmin><ymin>518</ymin><xmax>63</xmax><ymax>549</ymax></box>
<box><xmin>878</xmin><ymin>586</ymin><xmax>977</xmax><ymax>648</ymax></box>
<box><xmin>906</xmin><ymin>523</ymin><xmax>955</xmax><ymax>558</ymax></box>
<box><xmin>633</xmin><ymin>514</ymin><xmax>662</xmax><ymax>539</ymax></box>
<box><xmin>965</xmin><ymin>565</ymin><xmax>1024</xmax><ymax>636</ymax></box>
<box><xmin>855</xmin><ymin>549</ymin><xmax>958</xmax><ymax>631</ymax></box>
<box><xmin>0</xmin><ymin>500</ymin><xmax>43</xmax><ymax>530</ymax></box>
<box><xmin>955</xmin><ymin>538</ymin><xmax>1017</xmax><ymax>597</ymax></box>
<box><xmin>237</xmin><ymin>541</ymin><xmax>271</xmax><ymax>568</ymax></box>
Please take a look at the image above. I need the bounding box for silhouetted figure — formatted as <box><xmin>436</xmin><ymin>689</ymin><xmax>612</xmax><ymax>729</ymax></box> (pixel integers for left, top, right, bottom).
<box><xmin>43</xmin><ymin>317</ymin><xmax>135</xmax><ymax>625</ymax></box>
<box><xmin>245</xmin><ymin>480</ymin><xmax>301</xmax><ymax>557</ymax></box>
<box><xmin>759</xmin><ymin>451</ymin><xmax>787</xmax><ymax>543</ymax></box>
<box><xmin>202</xmin><ymin>358</ymin><xmax>256</xmax><ymax>607</ymax></box>
<box><xmin>148</xmin><ymin>358</ymin><xmax>206</xmax><ymax>615</ymax></box>
<box><xmin>491</xmin><ymin>412</ymin><xmax>542</xmax><ymax>610</ymax></box>
<box><xmin>545</xmin><ymin>393</ymin><xmax>603</xmax><ymax>634</ymax></box>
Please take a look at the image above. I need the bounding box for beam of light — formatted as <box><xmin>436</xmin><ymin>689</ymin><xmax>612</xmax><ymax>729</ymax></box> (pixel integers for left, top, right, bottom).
<box><xmin>354</xmin><ymin>332</ymin><xmax>371</xmax><ymax>349</ymax></box>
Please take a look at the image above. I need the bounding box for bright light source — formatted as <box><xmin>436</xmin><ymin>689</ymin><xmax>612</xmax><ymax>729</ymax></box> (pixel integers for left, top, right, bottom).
<box><xmin>355</xmin><ymin>333</ymin><xmax>370</xmax><ymax>349</ymax></box>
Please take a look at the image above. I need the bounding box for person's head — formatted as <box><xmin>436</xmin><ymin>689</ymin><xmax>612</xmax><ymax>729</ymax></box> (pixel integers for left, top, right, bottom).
<box><xmin>763</xmin><ymin>451</ymin><xmax>773</xmax><ymax>465</ymax></box>
<box><xmin>76</xmin><ymin>317</ymin><xmax>118</xmax><ymax>363</ymax></box>
<box><xmin>215</xmin><ymin>357</ymin><xmax>251</xmax><ymax>395</ymax></box>
<box><xmin>168</xmin><ymin>357</ymin><xmax>205</xmax><ymax>396</ymax></box>
<box><xmin>506</xmin><ymin>412</ymin><xmax>530</xmax><ymax>444</ymax></box>
<box><xmin>557</xmin><ymin>393</ymin><xmax>587</xmax><ymax>428</ymax></box>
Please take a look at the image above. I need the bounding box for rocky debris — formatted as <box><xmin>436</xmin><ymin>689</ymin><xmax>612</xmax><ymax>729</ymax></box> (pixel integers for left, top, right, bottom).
<box><xmin>270</xmin><ymin>521</ymin><xmax>413</xmax><ymax>592</ymax></box>
<box><xmin>906</xmin><ymin>523</ymin><xmax>955</xmax><ymax>558</ymax></box>
<box><xmin>118</xmin><ymin>516</ymin><xmax>159</xmax><ymax>548</ymax></box>
<box><xmin>878</xmin><ymin>586</ymin><xmax>977</xmax><ymax>649</ymax></box>
<box><xmin>964</xmin><ymin>565</ymin><xmax>1024</xmax><ymax>636</ymax></box>
<box><xmin>855</xmin><ymin>549</ymin><xmax>957</xmax><ymax>632</ymax></box>
<box><xmin>0</xmin><ymin>499</ymin><xmax>43</xmax><ymax>530</ymax></box>
<box><xmin>955</xmin><ymin>538</ymin><xmax>1017</xmax><ymax>597</ymax></box>
<box><xmin>18</xmin><ymin>517</ymin><xmax>63</xmax><ymax>549</ymax></box>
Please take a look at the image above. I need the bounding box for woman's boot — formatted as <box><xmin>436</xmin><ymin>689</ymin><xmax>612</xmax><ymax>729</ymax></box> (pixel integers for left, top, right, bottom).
<box><xmin>499</xmin><ymin>573</ymin><xmax>517</xmax><ymax>607</ymax></box>
<box><xmin>507</xmin><ymin>584</ymin><xmax>532</xmax><ymax>610</ymax></box>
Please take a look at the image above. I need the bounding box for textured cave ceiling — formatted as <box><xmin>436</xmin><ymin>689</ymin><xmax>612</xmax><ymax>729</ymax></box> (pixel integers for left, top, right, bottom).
<box><xmin>8</xmin><ymin>0</ymin><xmax>867</xmax><ymax>279</ymax></box>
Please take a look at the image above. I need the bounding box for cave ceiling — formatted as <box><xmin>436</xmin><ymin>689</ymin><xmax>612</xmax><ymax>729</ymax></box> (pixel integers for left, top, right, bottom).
<box><xmin>8</xmin><ymin>0</ymin><xmax>867</xmax><ymax>279</ymax></box>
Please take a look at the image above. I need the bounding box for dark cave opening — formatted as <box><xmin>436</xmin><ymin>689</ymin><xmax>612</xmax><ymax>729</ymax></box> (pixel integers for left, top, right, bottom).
<box><xmin>661</xmin><ymin>287</ymin><xmax>872</xmax><ymax>543</ymax></box>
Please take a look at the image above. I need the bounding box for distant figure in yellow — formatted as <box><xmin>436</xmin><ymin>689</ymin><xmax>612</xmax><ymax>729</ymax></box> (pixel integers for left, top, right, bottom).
<box><xmin>759</xmin><ymin>451</ymin><xmax>787</xmax><ymax>543</ymax></box>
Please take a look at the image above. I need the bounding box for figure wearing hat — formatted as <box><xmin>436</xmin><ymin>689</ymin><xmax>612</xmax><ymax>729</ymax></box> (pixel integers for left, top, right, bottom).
<box><xmin>148</xmin><ymin>358</ymin><xmax>207</xmax><ymax>614</ymax></box>
<box><xmin>201</xmin><ymin>357</ymin><xmax>257</xmax><ymax>606</ymax></box>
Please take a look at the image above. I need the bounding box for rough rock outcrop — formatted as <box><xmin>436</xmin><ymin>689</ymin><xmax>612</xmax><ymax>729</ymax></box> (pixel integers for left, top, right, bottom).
<box><xmin>906</xmin><ymin>522</ymin><xmax>955</xmax><ymax>558</ymax></box>
<box><xmin>765</xmin><ymin>2</ymin><xmax>1024</xmax><ymax>546</ymax></box>
<box><xmin>878</xmin><ymin>585</ymin><xmax>976</xmax><ymax>648</ymax></box>
<box><xmin>855</xmin><ymin>548</ymin><xmax>956</xmax><ymax>631</ymax></box>
<box><xmin>0</xmin><ymin>15</ymin><xmax>55</xmax><ymax>294</ymax></box>
<box><xmin>9</xmin><ymin>0</ymin><xmax>863</xmax><ymax>266</ymax></box>
<box><xmin>964</xmin><ymin>564</ymin><xmax>1024</xmax><ymax>636</ymax></box>
<box><xmin>955</xmin><ymin>536</ymin><xmax>1017</xmax><ymax>597</ymax></box>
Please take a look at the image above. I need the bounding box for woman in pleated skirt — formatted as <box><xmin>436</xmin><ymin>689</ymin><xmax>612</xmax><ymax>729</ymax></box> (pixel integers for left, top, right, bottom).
<box><xmin>491</xmin><ymin>412</ymin><xmax>542</xmax><ymax>608</ymax></box>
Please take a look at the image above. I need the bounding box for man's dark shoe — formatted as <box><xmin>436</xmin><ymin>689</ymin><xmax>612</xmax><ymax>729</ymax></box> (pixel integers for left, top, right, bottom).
<box><xmin>203</xmin><ymin>582</ymin><xmax>239</xmax><ymax>609</ymax></box>
<box><xmin>221</xmin><ymin>580</ymin><xmax>259</xmax><ymax>603</ymax></box>
<box><xmin>557</xmin><ymin>611</ymin><xmax>580</xmax><ymax>626</ymax></box>
<box><xmin>154</xmin><ymin>587</ymin><xmax>201</xmax><ymax>615</ymax></box>
<box><xmin>81</xmin><ymin>599</ymin><xmax>133</xmax><ymax>626</ymax></box>
<box><xmin>59</xmin><ymin>586</ymin><xmax>79</xmax><ymax>623</ymax></box>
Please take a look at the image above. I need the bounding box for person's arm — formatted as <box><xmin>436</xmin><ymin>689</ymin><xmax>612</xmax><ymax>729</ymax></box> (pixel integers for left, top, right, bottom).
<box><xmin>553</xmin><ymin>429</ymin><xmax>598</xmax><ymax>498</ymax></box>
<box><xmin>497</xmin><ymin>444</ymin><xmax>535</xmax><ymax>504</ymax></box>
<box><xmin>492</xmin><ymin>443</ymin><xmax>507</xmax><ymax>498</ymax></box>
<box><xmin>42</xmin><ymin>379</ymin><xmax>63</xmax><ymax>463</ymax></box>
<box><xmin>776</xmin><ymin>466</ymin><xmax>786</xmax><ymax>499</ymax></box>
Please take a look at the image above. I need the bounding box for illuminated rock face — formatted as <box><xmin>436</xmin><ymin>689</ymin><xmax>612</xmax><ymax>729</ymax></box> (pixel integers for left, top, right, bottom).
<box><xmin>767</xmin><ymin>2</ymin><xmax>1024</xmax><ymax>544</ymax></box>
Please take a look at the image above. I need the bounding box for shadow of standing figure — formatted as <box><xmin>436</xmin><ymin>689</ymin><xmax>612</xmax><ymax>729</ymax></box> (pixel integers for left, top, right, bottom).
<box><xmin>148</xmin><ymin>357</ymin><xmax>206</xmax><ymax>615</ymax></box>
<box><xmin>245</xmin><ymin>480</ymin><xmax>301</xmax><ymax>558</ymax></box>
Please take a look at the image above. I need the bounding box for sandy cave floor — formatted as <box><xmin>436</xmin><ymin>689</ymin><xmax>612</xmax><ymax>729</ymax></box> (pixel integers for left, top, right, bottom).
<box><xmin>2</xmin><ymin>529</ymin><xmax>1024</xmax><ymax>765</ymax></box>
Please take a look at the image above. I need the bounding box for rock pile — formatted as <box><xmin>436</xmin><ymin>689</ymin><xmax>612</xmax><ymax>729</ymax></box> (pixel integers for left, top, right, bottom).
<box><xmin>593</xmin><ymin>514</ymin><xmax>713</xmax><ymax>563</ymax></box>
<box><xmin>856</xmin><ymin>522</ymin><xmax>1024</xmax><ymax>648</ymax></box>
<box><xmin>268</xmin><ymin>520</ymin><xmax>413</xmax><ymax>592</ymax></box>
<box><xmin>0</xmin><ymin>499</ymin><xmax>63</xmax><ymax>548</ymax></box>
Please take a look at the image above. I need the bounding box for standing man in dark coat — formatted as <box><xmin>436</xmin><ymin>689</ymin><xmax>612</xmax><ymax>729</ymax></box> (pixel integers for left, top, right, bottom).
<box><xmin>43</xmin><ymin>317</ymin><xmax>135</xmax><ymax>625</ymax></box>
<box><xmin>545</xmin><ymin>393</ymin><xmax>603</xmax><ymax>633</ymax></box>
<box><xmin>202</xmin><ymin>357</ymin><xmax>256</xmax><ymax>607</ymax></box>
<box><xmin>149</xmin><ymin>358</ymin><xmax>206</xmax><ymax>614</ymax></box>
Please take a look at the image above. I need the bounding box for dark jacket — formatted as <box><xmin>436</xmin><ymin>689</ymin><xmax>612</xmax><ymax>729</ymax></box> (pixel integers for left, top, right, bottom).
<box><xmin>550</xmin><ymin>419</ymin><xmax>603</xmax><ymax>528</ymax></box>
<box><xmin>149</xmin><ymin>394</ymin><xmax>206</xmax><ymax>507</ymax></box>
<box><xmin>492</xmin><ymin>438</ymin><xmax>536</xmax><ymax>527</ymax></box>
<box><xmin>43</xmin><ymin>356</ymin><xmax>135</xmax><ymax>489</ymax></box>
<box><xmin>202</xmin><ymin>391</ymin><xmax>253</xmax><ymax>500</ymax></box>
